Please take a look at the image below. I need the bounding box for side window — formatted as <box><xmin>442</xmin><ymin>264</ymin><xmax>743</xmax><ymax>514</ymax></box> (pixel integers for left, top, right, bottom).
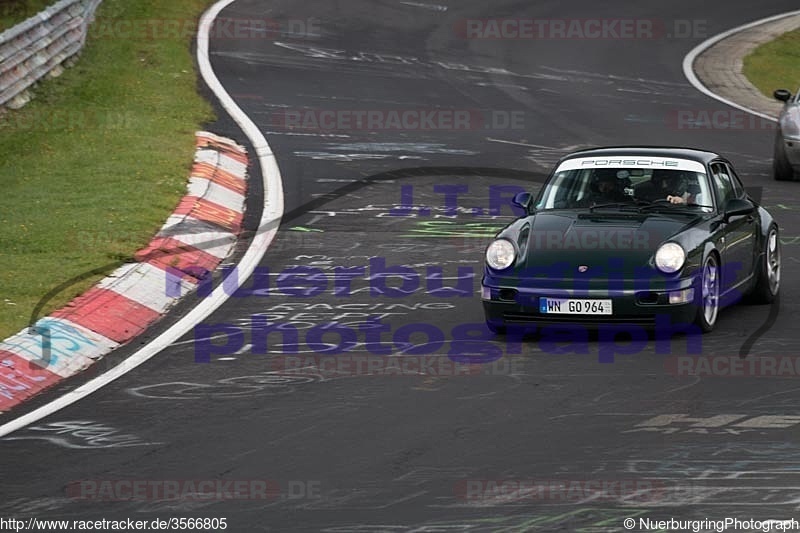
<box><xmin>710</xmin><ymin>163</ymin><xmax>734</xmax><ymax>206</ymax></box>
<box><xmin>724</xmin><ymin>163</ymin><xmax>745</xmax><ymax>198</ymax></box>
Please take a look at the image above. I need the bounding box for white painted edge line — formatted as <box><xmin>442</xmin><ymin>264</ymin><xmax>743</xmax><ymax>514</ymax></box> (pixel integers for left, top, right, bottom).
<box><xmin>682</xmin><ymin>9</ymin><xmax>800</xmax><ymax>123</ymax></box>
<box><xmin>0</xmin><ymin>0</ymin><xmax>284</xmax><ymax>437</ymax></box>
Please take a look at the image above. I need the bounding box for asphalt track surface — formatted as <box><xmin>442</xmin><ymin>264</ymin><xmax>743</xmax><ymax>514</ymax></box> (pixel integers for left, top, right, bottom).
<box><xmin>4</xmin><ymin>1</ymin><xmax>800</xmax><ymax>531</ymax></box>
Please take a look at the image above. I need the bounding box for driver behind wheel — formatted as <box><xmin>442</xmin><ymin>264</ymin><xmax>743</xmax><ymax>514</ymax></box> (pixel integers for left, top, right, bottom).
<box><xmin>636</xmin><ymin>169</ymin><xmax>690</xmax><ymax>204</ymax></box>
<box><xmin>636</xmin><ymin>170</ymin><xmax>691</xmax><ymax>204</ymax></box>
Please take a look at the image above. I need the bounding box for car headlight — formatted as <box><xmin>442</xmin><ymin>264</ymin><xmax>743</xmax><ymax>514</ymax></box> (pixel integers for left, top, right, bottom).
<box><xmin>486</xmin><ymin>239</ymin><xmax>516</xmax><ymax>270</ymax></box>
<box><xmin>655</xmin><ymin>242</ymin><xmax>686</xmax><ymax>273</ymax></box>
<box><xmin>781</xmin><ymin>108</ymin><xmax>800</xmax><ymax>140</ymax></box>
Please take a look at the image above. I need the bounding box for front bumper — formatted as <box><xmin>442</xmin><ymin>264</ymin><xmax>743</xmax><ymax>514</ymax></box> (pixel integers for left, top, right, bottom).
<box><xmin>783</xmin><ymin>138</ymin><xmax>800</xmax><ymax>171</ymax></box>
<box><xmin>481</xmin><ymin>280</ymin><xmax>698</xmax><ymax>329</ymax></box>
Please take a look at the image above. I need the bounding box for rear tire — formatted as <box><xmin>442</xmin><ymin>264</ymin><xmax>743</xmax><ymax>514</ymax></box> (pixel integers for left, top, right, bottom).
<box><xmin>694</xmin><ymin>254</ymin><xmax>720</xmax><ymax>333</ymax></box>
<box><xmin>749</xmin><ymin>225</ymin><xmax>781</xmax><ymax>304</ymax></box>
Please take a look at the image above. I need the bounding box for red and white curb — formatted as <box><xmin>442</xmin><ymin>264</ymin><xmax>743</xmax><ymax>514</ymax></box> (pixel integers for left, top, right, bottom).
<box><xmin>0</xmin><ymin>131</ymin><xmax>248</xmax><ymax>413</ymax></box>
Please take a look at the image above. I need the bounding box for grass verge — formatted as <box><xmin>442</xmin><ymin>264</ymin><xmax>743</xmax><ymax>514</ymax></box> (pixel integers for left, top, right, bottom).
<box><xmin>743</xmin><ymin>28</ymin><xmax>800</xmax><ymax>97</ymax></box>
<box><xmin>0</xmin><ymin>0</ymin><xmax>55</xmax><ymax>31</ymax></box>
<box><xmin>0</xmin><ymin>0</ymin><xmax>215</xmax><ymax>339</ymax></box>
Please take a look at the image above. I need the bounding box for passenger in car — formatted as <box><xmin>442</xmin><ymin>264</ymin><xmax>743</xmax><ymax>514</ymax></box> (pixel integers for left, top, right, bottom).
<box><xmin>574</xmin><ymin>169</ymin><xmax>631</xmax><ymax>207</ymax></box>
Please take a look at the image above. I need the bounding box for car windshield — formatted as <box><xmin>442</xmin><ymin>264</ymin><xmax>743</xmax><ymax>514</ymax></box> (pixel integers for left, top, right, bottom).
<box><xmin>533</xmin><ymin>166</ymin><xmax>714</xmax><ymax>213</ymax></box>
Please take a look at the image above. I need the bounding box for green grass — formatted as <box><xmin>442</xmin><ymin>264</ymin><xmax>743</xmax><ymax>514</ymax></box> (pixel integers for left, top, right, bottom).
<box><xmin>743</xmin><ymin>28</ymin><xmax>800</xmax><ymax>97</ymax></box>
<box><xmin>0</xmin><ymin>1</ymin><xmax>60</xmax><ymax>31</ymax></box>
<box><xmin>0</xmin><ymin>0</ymin><xmax>215</xmax><ymax>339</ymax></box>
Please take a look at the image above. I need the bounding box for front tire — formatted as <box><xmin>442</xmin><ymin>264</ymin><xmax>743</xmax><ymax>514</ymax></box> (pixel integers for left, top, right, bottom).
<box><xmin>749</xmin><ymin>225</ymin><xmax>781</xmax><ymax>304</ymax></box>
<box><xmin>694</xmin><ymin>254</ymin><xmax>720</xmax><ymax>332</ymax></box>
<box><xmin>486</xmin><ymin>322</ymin><xmax>507</xmax><ymax>335</ymax></box>
<box><xmin>773</xmin><ymin>137</ymin><xmax>795</xmax><ymax>181</ymax></box>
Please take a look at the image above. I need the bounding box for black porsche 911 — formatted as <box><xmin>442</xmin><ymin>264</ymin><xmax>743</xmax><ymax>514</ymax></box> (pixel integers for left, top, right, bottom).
<box><xmin>482</xmin><ymin>147</ymin><xmax>781</xmax><ymax>334</ymax></box>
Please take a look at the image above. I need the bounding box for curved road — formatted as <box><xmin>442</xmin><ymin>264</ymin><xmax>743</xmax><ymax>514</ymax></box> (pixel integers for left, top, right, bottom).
<box><xmin>3</xmin><ymin>1</ymin><xmax>800</xmax><ymax>531</ymax></box>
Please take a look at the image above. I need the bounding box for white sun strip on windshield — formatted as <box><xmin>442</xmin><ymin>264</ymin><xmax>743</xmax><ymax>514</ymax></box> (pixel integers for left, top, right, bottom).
<box><xmin>556</xmin><ymin>156</ymin><xmax>706</xmax><ymax>173</ymax></box>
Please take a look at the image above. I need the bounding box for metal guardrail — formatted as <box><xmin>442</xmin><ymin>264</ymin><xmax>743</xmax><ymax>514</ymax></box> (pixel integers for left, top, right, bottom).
<box><xmin>0</xmin><ymin>0</ymin><xmax>103</xmax><ymax>109</ymax></box>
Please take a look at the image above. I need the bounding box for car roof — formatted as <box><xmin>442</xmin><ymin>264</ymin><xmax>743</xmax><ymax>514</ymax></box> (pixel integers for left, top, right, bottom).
<box><xmin>559</xmin><ymin>146</ymin><xmax>721</xmax><ymax>165</ymax></box>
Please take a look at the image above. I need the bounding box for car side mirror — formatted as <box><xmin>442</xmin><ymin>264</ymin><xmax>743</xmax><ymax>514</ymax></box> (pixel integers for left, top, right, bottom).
<box><xmin>724</xmin><ymin>198</ymin><xmax>755</xmax><ymax>221</ymax></box>
<box><xmin>512</xmin><ymin>192</ymin><xmax>533</xmax><ymax>210</ymax></box>
<box><xmin>774</xmin><ymin>89</ymin><xmax>792</xmax><ymax>102</ymax></box>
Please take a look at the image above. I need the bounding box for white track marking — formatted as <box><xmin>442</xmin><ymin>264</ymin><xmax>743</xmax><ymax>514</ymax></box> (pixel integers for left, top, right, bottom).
<box><xmin>0</xmin><ymin>0</ymin><xmax>284</xmax><ymax>437</ymax></box>
<box><xmin>682</xmin><ymin>10</ymin><xmax>800</xmax><ymax>122</ymax></box>
<box><xmin>399</xmin><ymin>1</ymin><xmax>447</xmax><ymax>12</ymax></box>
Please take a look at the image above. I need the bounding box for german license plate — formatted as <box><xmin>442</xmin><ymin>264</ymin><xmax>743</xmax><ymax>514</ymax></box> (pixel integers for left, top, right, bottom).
<box><xmin>539</xmin><ymin>298</ymin><xmax>612</xmax><ymax>315</ymax></box>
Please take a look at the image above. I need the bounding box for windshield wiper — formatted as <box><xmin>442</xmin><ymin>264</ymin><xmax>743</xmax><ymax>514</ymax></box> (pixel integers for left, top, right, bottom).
<box><xmin>637</xmin><ymin>202</ymin><xmax>710</xmax><ymax>212</ymax></box>
<box><xmin>588</xmin><ymin>202</ymin><xmax>642</xmax><ymax>212</ymax></box>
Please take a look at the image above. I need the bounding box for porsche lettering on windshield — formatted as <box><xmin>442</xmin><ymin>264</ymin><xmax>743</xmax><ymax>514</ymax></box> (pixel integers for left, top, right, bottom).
<box><xmin>556</xmin><ymin>156</ymin><xmax>706</xmax><ymax>173</ymax></box>
<box><xmin>579</xmin><ymin>159</ymin><xmax>679</xmax><ymax>167</ymax></box>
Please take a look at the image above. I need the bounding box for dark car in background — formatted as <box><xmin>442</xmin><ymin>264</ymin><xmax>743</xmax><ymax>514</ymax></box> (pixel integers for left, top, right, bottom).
<box><xmin>482</xmin><ymin>147</ymin><xmax>781</xmax><ymax>334</ymax></box>
<box><xmin>773</xmin><ymin>88</ymin><xmax>800</xmax><ymax>181</ymax></box>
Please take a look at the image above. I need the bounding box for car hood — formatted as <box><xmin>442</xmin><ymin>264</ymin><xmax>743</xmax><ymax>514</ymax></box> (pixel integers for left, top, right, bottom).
<box><xmin>514</xmin><ymin>211</ymin><xmax>694</xmax><ymax>277</ymax></box>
